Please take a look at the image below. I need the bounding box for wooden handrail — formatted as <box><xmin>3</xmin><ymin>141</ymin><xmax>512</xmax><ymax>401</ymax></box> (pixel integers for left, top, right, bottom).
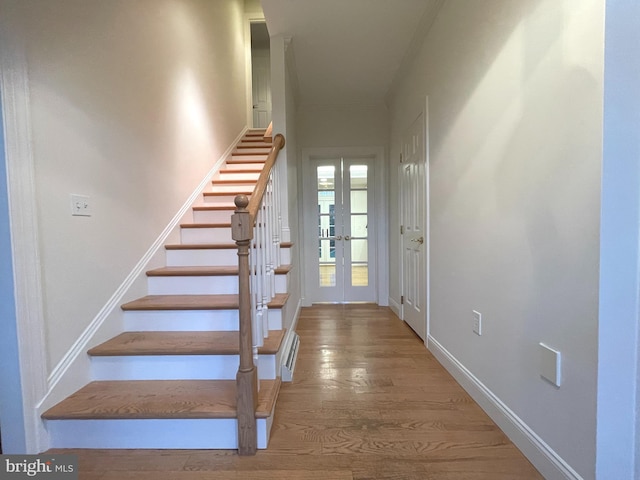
<box><xmin>231</xmin><ymin>131</ymin><xmax>285</xmax><ymax>456</ymax></box>
<box><xmin>246</xmin><ymin>133</ymin><xmax>285</xmax><ymax>225</ymax></box>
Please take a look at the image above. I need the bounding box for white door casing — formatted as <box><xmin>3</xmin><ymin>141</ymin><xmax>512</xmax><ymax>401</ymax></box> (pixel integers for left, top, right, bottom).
<box><xmin>401</xmin><ymin>110</ymin><xmax>428</xmax><ymax>340</ymax></box>
<box><xmin>302</xmin><ymin>147</ymin><xmax>387</xmax><ymax>305</ymax></box>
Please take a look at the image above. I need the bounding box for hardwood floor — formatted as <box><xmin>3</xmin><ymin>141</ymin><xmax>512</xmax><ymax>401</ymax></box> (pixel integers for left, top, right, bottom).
<box><xmin>47</xmin><ymin>304</ymin><xmax>542</xmax><ymax>479</ymax></box>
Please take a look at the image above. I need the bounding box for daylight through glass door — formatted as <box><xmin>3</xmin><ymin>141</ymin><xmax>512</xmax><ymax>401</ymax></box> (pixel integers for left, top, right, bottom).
<box><xmin>313</xmin><ymin>157</ymin><xmax>375</xmax><ymax>303</ymax></box>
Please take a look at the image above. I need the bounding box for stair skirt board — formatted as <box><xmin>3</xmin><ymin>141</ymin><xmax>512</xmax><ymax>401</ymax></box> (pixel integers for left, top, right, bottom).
<box><xmin>123</xmin><ymin>309</ymin><xmax>283</xmax><ymax>332</ymax></box>
<box><xmin>91</xmin><ymin>354</ymin><xmax>278</xmax><ymax>381</ymax></box>
<box><xmin>147</xmin><ymin>273</ymin><xmax>288</xmax><ymax>295</ymax></box>
<box><xmin>46</xmin><ymin>417</ymin><xmax>273</xmax><ymax>449</ymax></box>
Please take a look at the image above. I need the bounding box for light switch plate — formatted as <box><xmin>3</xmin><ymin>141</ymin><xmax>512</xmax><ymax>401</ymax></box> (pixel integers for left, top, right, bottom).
<box><xmin>539</xmin><ymin>342</ymin><xmax>561</xmax><ymax>387</ymax></box>
<box><xmin>71</xmin><ymin>194</ymin><xmax>92</xmax><ymax>216</ymax></box>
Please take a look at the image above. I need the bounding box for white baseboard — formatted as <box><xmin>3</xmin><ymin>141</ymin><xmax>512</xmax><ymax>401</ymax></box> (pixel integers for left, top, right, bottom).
<box><xmin>427</xmin><ymin>335</ymin><xmax>583</xmax><ymax>480</ymax></box>
<box><xmin>388</xmin><ymin>297</ymin><xmax>401</xmax><ymax>318</ymax></box>
<box><xmin>35</xmin><ymin>128</ymin><xmax>249</xmax><ymax>438</ymax></box>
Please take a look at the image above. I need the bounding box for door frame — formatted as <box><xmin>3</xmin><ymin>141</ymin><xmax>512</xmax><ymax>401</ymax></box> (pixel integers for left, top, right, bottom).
<box><xmin>399</xmin><ymin>98</ymin><xmax>430</xmax><ymax>346</ymax></box>
<box><xmin>243</xmin><ymin>15</ymin><xmax>268</xmax><ymax>129</ymax></box>
<box><xmin>301</xmin><ymin>146</ymin><xmax>388</xmax><ymax>306</ymax></box>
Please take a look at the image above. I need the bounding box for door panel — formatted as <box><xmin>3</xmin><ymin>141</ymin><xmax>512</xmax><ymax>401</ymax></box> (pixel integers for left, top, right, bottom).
<box><xmin>402</xmin><ymin>114</ymin><xmax>427</xmax><ymax>339</ymax></box>
<box><xmin>251</xmin><ymin>54</ymin><xmax>271</xmax><ymax>128</ymax></box>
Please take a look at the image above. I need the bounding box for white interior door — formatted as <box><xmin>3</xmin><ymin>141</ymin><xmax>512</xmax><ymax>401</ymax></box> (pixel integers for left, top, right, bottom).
<box><xmin>306</xmin><ymin>157</ymin><xmax>376</xmax><ymax>303</ymax></box>
<box><xmin>251</xmin><ymin>53</ymin><xmax>271</xmax><ymax>128</ymax></box>
<box><xmin>401</xmin><ymin>112</ymin><xmax>427</xmax><ymax>340</ymax></box>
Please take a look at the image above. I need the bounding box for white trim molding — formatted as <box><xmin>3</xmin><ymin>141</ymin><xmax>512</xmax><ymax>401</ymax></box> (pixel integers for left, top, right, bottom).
<box><xmin>0</xmin><ymin>17</ymin><xmax>50</xmax><ymax>452</ymax></box>
<box><xmin>428</xmin><ymin>335</ymin><xmax>583</xmax><ymax>480</ymax></box>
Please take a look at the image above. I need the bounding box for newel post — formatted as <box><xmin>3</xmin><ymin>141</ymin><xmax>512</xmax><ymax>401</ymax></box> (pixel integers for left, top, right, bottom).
<box><xmin>231</xmin><ymin>194</ymin><xmax>258</xmax><ymax>455</ymax></box>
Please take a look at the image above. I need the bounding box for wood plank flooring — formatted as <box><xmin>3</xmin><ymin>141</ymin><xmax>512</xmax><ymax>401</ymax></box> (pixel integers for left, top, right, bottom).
<box><xmin>47</xmin><ymin>304</ymin><xmax>542</xmax><ymax>479</ymax></box>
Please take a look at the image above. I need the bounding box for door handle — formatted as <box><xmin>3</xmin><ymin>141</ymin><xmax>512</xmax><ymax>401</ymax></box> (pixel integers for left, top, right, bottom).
<box><xmin>415</xmin><ymin>236</ymin><xmax>424</xmax><ymax>245</ymax></box>
<box><xmin>335</xmin><ymin>235</ymin><xmax>342</xmax><ymax>240</ymax></box>
<box><xmin>344</xmin><ymin>235</ymin><xmax>351</xmax><ymax>241</ymax></box>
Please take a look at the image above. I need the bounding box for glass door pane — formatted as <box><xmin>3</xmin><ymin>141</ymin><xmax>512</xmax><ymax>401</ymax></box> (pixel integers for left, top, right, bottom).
<box><xmin>344</xmin><ymin>161</ymin><xmax>373</xmax><ymax>298</ymax></box>
<box><xmin>315</xmin><ymin>162</ymin><xmax>343</xmax><ymax>298</ymax></box>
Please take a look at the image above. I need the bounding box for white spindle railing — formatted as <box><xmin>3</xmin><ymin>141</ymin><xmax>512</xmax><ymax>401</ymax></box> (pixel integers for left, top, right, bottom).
<box><xmin>231</xmin><ymin>131</ymin><xmax>285</xmax><ymax>455</ymax></box>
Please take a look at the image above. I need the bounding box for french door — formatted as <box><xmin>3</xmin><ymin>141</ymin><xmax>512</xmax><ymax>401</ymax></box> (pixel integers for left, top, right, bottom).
<box><xmin>306</xmin><ymin>157</ymin><xmax>376</xmax><ymax>303</ymax></box>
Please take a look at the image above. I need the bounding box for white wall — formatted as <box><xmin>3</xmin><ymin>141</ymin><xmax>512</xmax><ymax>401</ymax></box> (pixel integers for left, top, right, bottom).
<box><xmin>270</xmin><ymin>35</ymin><xmax>300</xmax><ymax>330</ymax></box>
<box><xmin>3</xmin><ymin>0</ymin><xmax>247</xmax><ymax>373</ymax></box>
<box><xmin>298</xmin><ymin>105</ymin><xmax>388</xmax><ymax>150</ymax></box>
<box><xmin>388</xmin><ymin>1</ymin><xmax>604</xmax><ymax>478</ymax></box>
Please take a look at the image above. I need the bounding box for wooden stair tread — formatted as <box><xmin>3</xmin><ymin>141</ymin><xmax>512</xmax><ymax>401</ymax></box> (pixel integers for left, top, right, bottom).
<box><xmin>165</xmin><ymin>242</ymin><xmax>293</xmax><ymax>250</ymax></box>
<box><xmin>213</xmin><ymin>179</ymin><xmax>259</xmax><ymax>185</ymax></box>
<box><xmin>231</xmin><ymin>150</ymin><xmax>270</xmax><ymax>155</ymax></box>
<box><xmin>165</xmin><ymin>243</ymin><xmax>237</xmax><ymax>250</ymax></box>
<box><xmin>204</xmin><ymin>191</ymin><xmax>253</xmax><ymax>197</ymax></box>
<box><xmin>236</xmin><ymin>144</ymin><xmax>271</xmax><ymax>149</ymax></box>
<box><xmin>179</xmin><ymin>223</ymin><xmax>231</xmax><ymax>229</ymax></box>
<box><xmin>88</xmin><ymin>329</ymin><xmax>285</xmax><ymax>356</ymax></box>
<box><xmin>192</xmin><ymin>205</ymin><xmax>236</xmax><ymax>211</ymax></box>
<box><xmin>42</xmin><ymin>378</ymin><xmax>281</xmax><ymax>420</ymax></box>
<box><xmin>226</xmin><ymin>157</ymin><xmax>267</xmax><ymax>163</ymax></box>
<box><xmin>219</xmin><ymin>168</ymin><xmax>263</xmax><ymax>174</ymax></box>
<box><xmin>146</xmin><ymin>265</ymin><xmax>292</xmax><ymax>276</ymax></box>
<box><xmin>121</xmin><ymin>293</ymin><xmax>289</xmax><ymax>311</ymax></box>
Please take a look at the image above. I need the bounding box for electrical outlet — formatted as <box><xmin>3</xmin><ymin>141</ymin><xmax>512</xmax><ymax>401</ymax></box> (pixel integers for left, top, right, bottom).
<box><xmin>71</xmin><ymin>194</ymin><xmax>92</xmax><ymax>216</ymax></box>
<box><xmin>472</xmin><ymin>310</ymin><xmax>482</xmax><ymax>336</ymax></box>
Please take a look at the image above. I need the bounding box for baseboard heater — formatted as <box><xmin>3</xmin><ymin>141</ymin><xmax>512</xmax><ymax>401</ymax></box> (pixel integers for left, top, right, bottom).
<box><xmin>281</xmin><ymin>332</ymin><xmax>300</xmax><ymax>382</ymax></box>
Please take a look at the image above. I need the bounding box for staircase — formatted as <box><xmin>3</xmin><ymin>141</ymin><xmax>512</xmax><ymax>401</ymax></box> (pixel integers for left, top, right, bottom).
<box><xmin>42</xmin><ymin>129</ymin><xmax>291</xmax><ymax>450</ymax></box>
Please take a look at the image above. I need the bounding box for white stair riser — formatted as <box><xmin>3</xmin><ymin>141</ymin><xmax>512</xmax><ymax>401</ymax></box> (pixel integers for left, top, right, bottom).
<box><xmin>166</xmin><ymin>248</ymin><xmax>236</xmax><ymax>266</ymax></box>
<box><xmin>233</xmin><ymin>148</ymin><xmax>270</xmax><ymax>155</ymax></box>
<box><xmin>91</xmin><ymin>354</ymin><xmax>277</xmax><ymax>381</ymax></box>
<box><xmin>204</xmin><ymin>193</ymin><xmax>249</xmax><ymax>204</ymax></box>
<box><xmin>192</xmin><ymin>209</ymin><xmax>234</xmax><ymax>223</ymax></box>
<box><xmin>46</xmin><ymin>418</ymin><xmax>271</xmax><ymax>449</ymax></box>
<box><xmin>215</xmin><ymin>172</ymin><xmax>260</xmax><ymax>182</ymax></box>
<box><xmin>181</xmin><ymin>227</ymin><xmax>232</xmax><ymax>245</ymax></box>
<box><xmin>123</xmin><ymin>309</ymin><xmax>282</xmax><ymax>332</ymax></box>
<box><xmin>147</xmin><ymin>273</ymin><xmax>289</xmax><ymax>295</ymax></box>
<box><xmin>275</xmin><ymin>274</ymin><xmax>288</xmax><ymax>294</ymax></box>
<box><xmin>224</xmin><ymin>162</ymin><xmax>265</xmax><ymax>171</ymax></box>
<box><xmin>230</xmin><ymin>154</ymin><xmax>268</xmax><ymax>162</ymax></box>
<box><xmin>211</xmin><ymin>185</ymin><xmax>254</xmax><ymax>194</ymax></box>
<box><xmin>281</xmin><ymin>248</ymin><xmax>291</xmax><ymax>265</ymax></box>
